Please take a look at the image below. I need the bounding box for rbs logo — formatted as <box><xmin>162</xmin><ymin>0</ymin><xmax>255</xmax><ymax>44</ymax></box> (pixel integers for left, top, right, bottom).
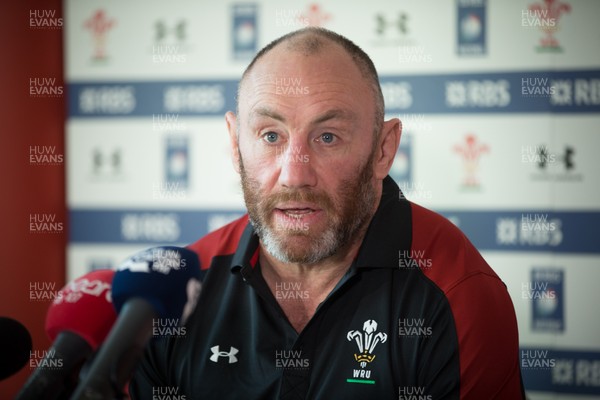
<box><xmin>121</xmin><ymin>213</ymin><xmax>180</xmax><ymax>242</ymax></box>
<box><xmin>446</xmin><ymin>79</ymin><xmax>510</xmax><ymax>108</ymax></box>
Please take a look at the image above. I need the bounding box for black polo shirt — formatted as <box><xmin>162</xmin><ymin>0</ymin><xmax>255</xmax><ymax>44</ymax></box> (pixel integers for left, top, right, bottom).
<box><xmin>130</xmin><ymin>176</ymin><xmax>524</xmax><ymax>399</ymax></box>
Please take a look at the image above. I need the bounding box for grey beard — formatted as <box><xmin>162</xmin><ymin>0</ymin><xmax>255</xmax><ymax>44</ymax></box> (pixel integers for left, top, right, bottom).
<box><xmin>250</xmin><ymin>216</ymin><xmax>340</xmax><ymax>265</ymax></box>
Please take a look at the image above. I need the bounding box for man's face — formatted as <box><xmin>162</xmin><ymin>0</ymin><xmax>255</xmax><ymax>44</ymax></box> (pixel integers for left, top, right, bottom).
<box><xmin>233</xmin><ymin>43</ymin><xmax>381</xmax><ymax>265</ymax></box>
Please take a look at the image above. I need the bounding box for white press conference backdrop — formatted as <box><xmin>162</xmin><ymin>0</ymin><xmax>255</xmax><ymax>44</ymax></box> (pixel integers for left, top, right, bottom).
<box><xmin>65</xmin><ymin>0</ymin><xmax>600</xmax><ymax>398</ymax></box>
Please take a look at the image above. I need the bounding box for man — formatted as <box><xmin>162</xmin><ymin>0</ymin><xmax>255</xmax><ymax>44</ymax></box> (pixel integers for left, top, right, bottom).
<box><xmin>131</xmin><ymin>27</ymin><xmax>524</xmax><ymax>399</ymax></box>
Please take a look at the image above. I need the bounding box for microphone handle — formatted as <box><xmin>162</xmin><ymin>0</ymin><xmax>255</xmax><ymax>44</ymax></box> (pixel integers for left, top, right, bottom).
<box><xmin>70</xmin><ymin>298</ymin><xmax>157</xmax><ymax>400</ymax></box>
<box><xmin>16</xmin><ymin>331</ymin><xmax>92</xmax><ymax>400</ymax></box>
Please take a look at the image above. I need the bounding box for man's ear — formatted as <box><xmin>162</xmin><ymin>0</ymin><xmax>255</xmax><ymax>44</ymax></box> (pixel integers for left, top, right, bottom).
<box><xmin>373</xmin><ymin>118</ymin><xmax>402</xmax><ymax>180</ymax></box>
<box><xmin>225</xmin><ymin>111</ymin><xmax>240</xmax><ymax>174</ymax></box>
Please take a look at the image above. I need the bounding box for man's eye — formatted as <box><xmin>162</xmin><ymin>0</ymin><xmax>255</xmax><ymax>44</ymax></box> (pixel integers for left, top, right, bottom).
<box><xmin>263</xmin><ymin>132</ymin><xmax>279</xmax><ymax>143</ymax></box>
<box><xmin>320</xmin><ymin>132</ymin><xmax>335</xmax><ymax>144</ymax></box>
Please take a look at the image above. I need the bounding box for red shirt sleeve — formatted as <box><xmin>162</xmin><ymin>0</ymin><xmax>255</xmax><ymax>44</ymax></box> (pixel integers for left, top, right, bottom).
<box><xmin>411</xmin><ymin>203</ymin><xmax>524</xmax><ymax>399</ymax></box>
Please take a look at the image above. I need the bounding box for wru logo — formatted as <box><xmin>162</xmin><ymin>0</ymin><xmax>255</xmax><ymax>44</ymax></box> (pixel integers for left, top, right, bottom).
<box><xmin>347</xmin><ymin>320</ymin><xmax>387</xmax><ymax>368</ymax></box>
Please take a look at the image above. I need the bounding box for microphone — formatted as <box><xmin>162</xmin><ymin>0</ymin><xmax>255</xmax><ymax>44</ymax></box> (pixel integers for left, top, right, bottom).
<box><xmin>0</xmin><ymin>317</ymin><xmax>32</xmax><ymax>380</ymax></box>
<box><xmin>70</xmin><ymin>246</ymin><xmax>201</xmax><ymax>400</ymax></box>
<box><xmin>16</xmin><ymin>269</ymin><xmax>117</xmax><ymax>400</ymax></box>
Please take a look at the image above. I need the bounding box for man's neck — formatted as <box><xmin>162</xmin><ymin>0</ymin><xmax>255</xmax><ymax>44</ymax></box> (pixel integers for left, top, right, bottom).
<box><xmin>259</xmin><ymin>228</ymin><xmax>367</xmax><ymax>333</ymax></box>
<box><xmin>259</xmin><ymin>243</ymin><xmax>358</xmax><ymax>286</ymax></box>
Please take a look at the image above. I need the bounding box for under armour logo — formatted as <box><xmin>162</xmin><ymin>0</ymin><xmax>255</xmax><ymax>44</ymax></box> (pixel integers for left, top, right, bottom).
<box><xmin>209</xmin><ymin>345</ymin><xmax>239</xmax><ymax>363</ymax></box>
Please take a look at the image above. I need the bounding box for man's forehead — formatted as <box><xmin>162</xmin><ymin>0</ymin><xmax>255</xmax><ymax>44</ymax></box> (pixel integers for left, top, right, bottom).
<box><xmin>239</xmin><ymin>65</ymin><xmax>365</xmax><ymax>108</ymax></box>
<box><xmin>236</xmin><ymin>37</ymin><xmax>377</xmax><ymax>123</ymax></box>
<box><xmin>247</xmin><ymin>73</ymin><xmax>301</xmax><ymax>87</ymax></box>
<box><xmin>240</xmin><ymin>42</ymin><xmax>354</xmax><ymax>89</ymax></box>
<box><xmin>248</xmin><ymin>106</ymin><xmax>358</xmax><ymax>124</ymax></box>
<box><xmin>243</xmin><ymin>63</ymin><xmax>339</xmax><ymax>89</ymax></box>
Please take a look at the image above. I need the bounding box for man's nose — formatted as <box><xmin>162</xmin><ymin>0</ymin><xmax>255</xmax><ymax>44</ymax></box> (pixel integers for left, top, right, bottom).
<box><xmin>276</xmin><ymin>141</ymin><xmax>317</xmax><ymax>189</ymax></box>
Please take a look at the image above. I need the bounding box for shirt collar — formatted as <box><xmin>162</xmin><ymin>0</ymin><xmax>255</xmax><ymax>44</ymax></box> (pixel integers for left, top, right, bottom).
<box><xmin>353</xmin><ymin>176</ymin><xmax>412</xmax><ymax>269</ymax></box>
<box><xmin>230</xmin><ymin>222</ymin><xmax>259</xmax><ymax>277</ymax></box>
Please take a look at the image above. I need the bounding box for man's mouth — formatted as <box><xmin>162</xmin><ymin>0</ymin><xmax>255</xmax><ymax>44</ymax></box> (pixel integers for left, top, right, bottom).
<box><xmin>273</xmin><ymin>202</ymin><xmax>323</xmax><ymax>224</ymax></box>
<box><xmin>277</xmin><ymin>208</ymin><xmax>315</xmax><ymax>218</ymax></box>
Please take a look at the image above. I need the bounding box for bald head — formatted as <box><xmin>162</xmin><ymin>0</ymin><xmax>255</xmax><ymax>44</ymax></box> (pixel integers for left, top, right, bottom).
<box><xmin>237</xmin><ymin>27</ymin><xmax>384</xmax><ymax>135</ymax></box>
